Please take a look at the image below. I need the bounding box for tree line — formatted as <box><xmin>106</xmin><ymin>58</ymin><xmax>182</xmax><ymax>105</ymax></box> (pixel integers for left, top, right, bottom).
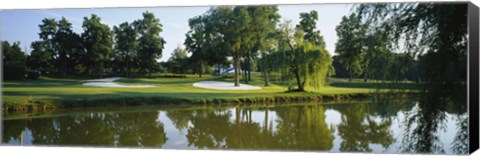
<box><xmin>3</xmin><ymin>11</ymin><xmax>166</xmax><ymax>80</ymax></box>
<box><xmin>172</xmin><ymin>6</ymin><xmax>334</xmax><ymax>91</ymax></box>
<box><xmin>334</xmin><ymin>3</ymin><xmax>467</xmax><ymax>85</ymax></box>
<box><xmin>3</xmin><ymin>3</ymin><xmax>467</xmax><ymax>91</ymax></box>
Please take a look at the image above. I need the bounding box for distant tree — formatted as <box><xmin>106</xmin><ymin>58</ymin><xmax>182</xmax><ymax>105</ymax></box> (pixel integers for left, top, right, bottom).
<box><xmin>113</xmin><ymin>22</ymin><xmax>138</xmax><ymax>77</ymax></box>
<box><xmin>3</xmin><ymin>41</ymin><xmax>27</xmax><ymax>80</ymax></box>
<box><xmin>27</xmin><ymin>41</ymin><xmax>55</xmax><ymax>76</ymax></box>
<box><xmin>296</xmin><ymin>10</ymin><xmax>325</xmax><ymax>46</ymax></box>
<box><xmin>334</xmin><ymin>13</ymin><xmax>366</xmax><ymax>82</ymax></box>
<box><xmin>166</xmin><ymin>45</ymin><xmax>189</xmax><ymax>74</ymax></box>
<box><xmin>81</xmin><ymin>14</ymin><xmax>113</xmax><ymax>78</ymax></box>
<box><xmin>361</xmin><ymin>31</ymin><xmax>390</xmax><ymax>82</ymax></box>
<box><xmin>133</xmin><ymin>11</ymin><xmax>166</xmax><ymax>76</ymax></box>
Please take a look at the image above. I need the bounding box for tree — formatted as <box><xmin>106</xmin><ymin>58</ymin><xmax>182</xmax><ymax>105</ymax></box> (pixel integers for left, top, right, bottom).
<box><xmin>244</xmin><ymin>6</ymin><xmax>281</xmax><ymax>83</ymax></box>
<box><xmin>3</xmin><ymin>41</ymin><xmax>27</xmax><ymax>80</ymax></box>
<box><xmin>184</xmin><ymin>16</ymin><xmax>209</xmax><ymax>77</ymax></box>
<box><xmin>133</xmin><ymin>11</ymin><xmax>166</xmax><ymax>76</ymax></box>
<box><xmin>361</xmin><ymin>31</ymin><xmax>390</xmax><ymax>82</ymax></box>
<box><xmin>36</xmin><ymin>18</ymin><xmax>58</xmax><ymax>75</ymax></box>
<box><xmin>81</xmin><ymin>14</ymin><xmax>113</xmax><ymax>78</ymax></box>
<box><xmin>296</xmin><ymin>10</ymin><xmax>325</xmax><ymax>46</ymax></box>
<box><xmin>357</xmin><ymin>3</ymin><xmax>467</xmax><ymax>85</ymax></box>
<box><xmin>334</xmin><ymin>13</ymin><xmax>366</xmax><ymax>82</ymax></box>
<box><xmin>55</xmin><ymin>17</ymin><xmax>82</xmax><ymax>76</ymax></box>
<box><xmin>27</xmin><ymin>41</ymin><xmax>55</xmax><ymax>76</ymax></box>
<box><xmin>166</xmin><ymin>45</ymin><xmax>189</xmax><ymax>74</ymax></box>
<box><xmin>276</xmin><ymin>20</ymin><xmax>333</xmax><ymax>91</ymax></box>
<box><xmin>113</xmin><ymin>22</ymin><xmax>138</xmax><ymax>77</ymax></box>
<box><xmin>201</xmin><ymin>7</ymin><xmax>231</xmax><ymax>76</ymax></box>
<box><xmin>229</xmin><ymin>7</ymin><xmax>254</xmax><ymax>86</ymax></box>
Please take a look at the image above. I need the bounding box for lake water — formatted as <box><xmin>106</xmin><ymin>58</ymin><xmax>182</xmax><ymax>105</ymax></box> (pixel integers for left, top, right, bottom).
<box><xmin>2</xmin><ymin>97</ymin><xmax>468</xmax><ymax>154</ymax></box>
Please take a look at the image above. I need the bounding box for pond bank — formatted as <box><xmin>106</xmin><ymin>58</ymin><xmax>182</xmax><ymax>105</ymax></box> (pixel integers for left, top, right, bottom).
<box><xmin>2</xmin><ymin>91</ymin><xmax>417</xmax><ymax>113</ymax></box>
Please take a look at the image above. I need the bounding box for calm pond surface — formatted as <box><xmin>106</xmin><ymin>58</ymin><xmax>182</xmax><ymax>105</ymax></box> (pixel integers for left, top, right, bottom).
<box><xmin>2</xmin><ymin>97</ymin><xmax>468</xmax><ymax>154</ymax></box>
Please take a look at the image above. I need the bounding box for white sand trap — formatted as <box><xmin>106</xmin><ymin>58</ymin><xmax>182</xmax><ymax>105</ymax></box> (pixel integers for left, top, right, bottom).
<box><xmin>83</xmin><ymin>77</ymin><xmax>155</xmax><ymax>88</ymax></box>
<box><xmin>193</xmin><ymin>81</ymin><xmax>262</xmax><ymax>90</ymax></box>
<box><xmin>85</xmin><ymin>77</ymin><xmax>121</xmax><ymax>82</ymax></box>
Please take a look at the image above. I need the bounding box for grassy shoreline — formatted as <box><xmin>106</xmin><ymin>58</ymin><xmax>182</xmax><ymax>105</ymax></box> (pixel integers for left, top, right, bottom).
<box><xmin>2</xmin><ymin>74</ymin><xmax>421</xmax><ymax>113</ymax></box>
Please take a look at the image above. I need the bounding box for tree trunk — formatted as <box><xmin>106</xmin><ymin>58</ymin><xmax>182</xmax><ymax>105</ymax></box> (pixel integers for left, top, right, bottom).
<box><xmin>263</xmin><ymin>70</ymin><xmax>270</xmax><ymax>86</ymax></box>
<box><xmin>234</xmin><ymin>56</ymin><xmax>240</xmax><ymax>87</ymax></box>
<box><xmin>293</xmin><ymin>68</ymin><xmax>304</xmax><ymax>91</ymax></box>
<box><xmin>199</xmin><ymin>63</ymin><xmax>203</xmax><ymax>78</ymax></box>
<box><xmin>99</xmin><ymin>62</ymin><xmax>104</xmax><ymax>78</ymax></box>
<box><xmin>349</xmin><ymin>68</ymin><xmax>352</xmax><ymax>82</ymax></box>
<box><xmin>247</xmin><ymin>56</ymin><xmax>251</xmax><ymax>82</ymax></box>
<box><xmin>125</xmin><ymin>54</ymin><xmax>129</xmax><ymax>77</ymax></box>
<box><xmin>364</xmin><ymin>72</ymin><xmax>368</xmax><ymax>83</ymax></box>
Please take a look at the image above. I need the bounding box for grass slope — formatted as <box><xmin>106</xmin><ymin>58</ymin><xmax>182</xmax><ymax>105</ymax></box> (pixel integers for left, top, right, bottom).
<box><xmin>2</xmin><ymin>73</ymin><xmax>419</xmax><ymax>112</ymax></box>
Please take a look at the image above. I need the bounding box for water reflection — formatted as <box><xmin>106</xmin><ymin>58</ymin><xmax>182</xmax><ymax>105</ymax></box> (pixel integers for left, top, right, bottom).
<box><xmin>3</xmin><ymin>111</ymin><xmax>168</xmax><ymax>147</ymax></box>
<box><xmin>400</xmin><ymin>85</ymin><xmax>468</xmax><ymax>154</ymax></box>
<box><xmin>334</xmin><ymin>104</ymin><xmax>394</xmax><ymax>152</ymax></box>
<box><xmin>2</xmin><ymin>95</ymin><xmax>467</xmax><ymax>154</ymax></box>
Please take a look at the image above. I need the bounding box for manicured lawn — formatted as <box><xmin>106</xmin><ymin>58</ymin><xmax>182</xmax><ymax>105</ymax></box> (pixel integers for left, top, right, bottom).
<box><xmin>1</xmin><ymin>73</ymin><xmax>419</xmax><ymax>111</ymax></box>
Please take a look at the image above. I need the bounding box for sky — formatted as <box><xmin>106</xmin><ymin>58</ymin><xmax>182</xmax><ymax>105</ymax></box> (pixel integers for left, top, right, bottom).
<box><xmin>0</xmin><ymin>4</ymin><xmax>353</xmax><ymax>62</ymax></box>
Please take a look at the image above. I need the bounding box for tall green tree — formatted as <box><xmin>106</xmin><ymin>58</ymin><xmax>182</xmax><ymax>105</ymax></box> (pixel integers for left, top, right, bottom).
<box><xmin>244</xmin><ymin>6</ymin><xmax>281</xmax><ymax>83</ymax></box>
<box><xmin>334</xmin><ymin>13</ymin><xmax>366</xmax><ymax>82</ymax></box>
<box><xmin>113</xmin><ymin>22</ymin><xmax>138</xmax><ymax>77</ymax></box>
<box><xmin>133</xmin><ymin>11</ymin><xmax>166</xmax><ymax>76</ymax></box>
<box><xmin>165</xmin><ymin>45</ymin><xmax>189</xmax><ymax>74</ymax></box>
<box><xmin>184</xmin><ymin>16</ymin><xmax>209</xmax><ymax>77</ymax></box>
<box><xmin>81</xmin><ymin>14</ymin><xmax>113</xmax><ymax>78</ymax></box>
<box><xmin>201</xmin><ymin>7</ymin><xmax>231</xmax><ymax>76</ymax></box>
<box><xmin>229</xmin><ymin>6</ymin><xmax>254</xmax><ymax>86</ymax></box>
<box><xmin>55</xmin><ymin>17</ymin><xmax>82</xmax><ymax>76</ymax></box>
<box><xmin>36</xmin><ymin>18</ymin><xmax>58</xmax><ymax>75</ymax></box>
<box><xmin>2</xmin><ymin>41</ymin><xmax>27</xmax><ymax>80</ymax></box>
<box><xmin>361</xmin><ymin>31</ymin><xmax>390</xmax><ymax>82</ymax></box>
<box><xmin>27</xmin><ymin>41</ymin><xmax>55</xmax><ymax>76</ymax></box>
<box><xmin>296</xmin><ymin>10</ymin><xmax>325</xmax><ymax>46</ymax></box>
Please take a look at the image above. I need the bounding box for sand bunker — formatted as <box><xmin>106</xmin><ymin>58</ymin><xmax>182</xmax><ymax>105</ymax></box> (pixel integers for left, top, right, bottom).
<box><xmin>193</xmin><ymin>81</ymin><xmax>261</xmax><ymax>90</ymax></box>
<box><xmin>85</xmin><ymin>77</ymin><xmax>121</xmax><ymax>82</ymax></box>
<box><xmin>83</xmin><ymin>77</ymin><xmax>155</xmax><ymax>88</ymax></box>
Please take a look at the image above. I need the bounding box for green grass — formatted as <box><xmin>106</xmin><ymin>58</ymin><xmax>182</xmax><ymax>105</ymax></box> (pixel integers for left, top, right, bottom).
<box><xmin>2</xmin><ymin>73</ymin><xmax>419</xmax><ymax>112</ymax></box>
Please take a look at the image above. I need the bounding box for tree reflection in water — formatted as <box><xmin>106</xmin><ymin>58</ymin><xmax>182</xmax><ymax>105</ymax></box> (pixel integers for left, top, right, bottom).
<box><xmin>165</xmin><ymin>105</ymin><xmax>335</xmax><ymax>150</ymax></box>
<box><xmin>2</xmin><ymin>111</ymin><xmax>168</xmax><ymax>147</ymax></box>
<box><xmin>401</xmin><ymin>85</ymin><xmax>468</xmax><ymax>154</ymax></box>
<box><xmin>2</xmin><ymin>93</ymin><xmax>468</xmax><ymax>154</ymax></box>
<box><xmin>332</xmin><ymin>103</ymin><xmax>394</xmax><ymax>152</ymax></box>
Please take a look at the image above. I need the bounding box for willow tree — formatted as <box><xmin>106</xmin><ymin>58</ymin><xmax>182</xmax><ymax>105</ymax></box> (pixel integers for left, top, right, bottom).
<box><xmin>276</xmin><ymin>21</ymin><xmax>333</xmax><ymax>92</ymax></box>
<box><xmin>356</xmin><ymin>3</ymin><xmax>467</xmax><ymax>85</ymax></box>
